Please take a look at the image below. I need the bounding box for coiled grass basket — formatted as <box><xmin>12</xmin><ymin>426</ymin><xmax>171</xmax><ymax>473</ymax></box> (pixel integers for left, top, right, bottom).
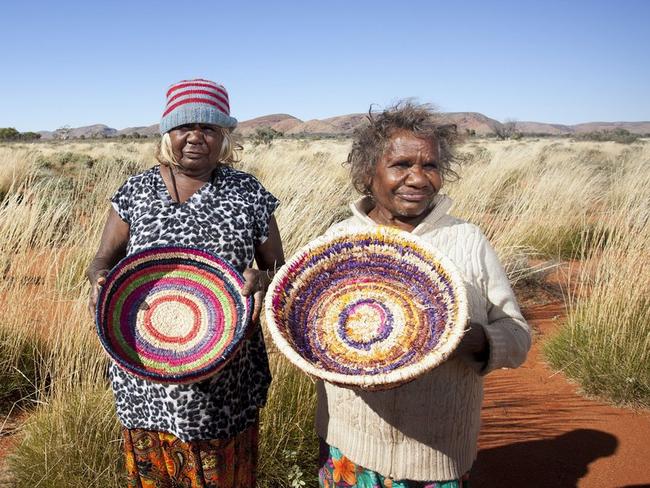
<box><xmin>265</xmin><ymin>227</ymin><xmax>468</xmax><ymax>389</ymax></box>
<box><xmin>96</xmin><ymin>246</ymin><xmax>251</xmax><ymax>384</ymax></box>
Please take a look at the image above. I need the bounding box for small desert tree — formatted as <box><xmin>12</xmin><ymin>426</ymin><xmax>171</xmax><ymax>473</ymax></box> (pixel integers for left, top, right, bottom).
<box><xmin>55</xmin><ymin>125</ymin><xmax>72</xmax><ymax>140</ymax></box>
<box><xmin>19</xmin><ymin>132</ymin><xmax>41</xmax><ymax>141</ymax></box>
<box><xmin>0</xmin><ymin>127</ymin><xmax>20</xmax><ymax>140</ymax></box>
<box><xmin>251</xmin><ymin>127</ymin><xmax>283</xmax><ymax>146</ymax></box>
<box><xmin>494</xmin><ymin>119</ymin><xmax>520</xmax><ymax>140</ymax></box>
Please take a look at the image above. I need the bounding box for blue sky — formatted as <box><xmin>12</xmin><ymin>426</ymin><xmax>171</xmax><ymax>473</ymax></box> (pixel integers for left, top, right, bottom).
<box><xmin>1</xmin><ymin>0</ymin><xmax>648</xmax><ymax>132</ymax></box>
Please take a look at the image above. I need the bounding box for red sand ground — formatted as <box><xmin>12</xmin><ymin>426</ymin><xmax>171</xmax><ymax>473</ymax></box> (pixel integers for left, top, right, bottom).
<box><xmin>475</xmin><ymin>300</ymin><xmax>650</xmax><ymax>487</ymax></box>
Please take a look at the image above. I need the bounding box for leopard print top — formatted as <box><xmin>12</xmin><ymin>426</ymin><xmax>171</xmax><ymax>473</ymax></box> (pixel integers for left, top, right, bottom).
<box><xmin>109</xmin><ymin>164</ymin><xmax>278</xmax><ymax>441</ymax></box>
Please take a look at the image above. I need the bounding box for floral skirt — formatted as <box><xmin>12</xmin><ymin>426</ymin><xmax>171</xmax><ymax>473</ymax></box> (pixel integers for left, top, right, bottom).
<box><xmin>319</xmin><ymin>441</ymin><xmax>470</xmax><ymax>488</ymax></box>
<box><xmin>122</xmin><ymin>421</ymin><xmax>258</xmax><ymax>488</ymax></box>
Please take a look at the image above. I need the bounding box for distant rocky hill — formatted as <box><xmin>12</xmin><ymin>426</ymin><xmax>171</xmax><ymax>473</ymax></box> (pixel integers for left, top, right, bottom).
<box><xmin>39</xmin><ymin>124</ymin><xmax>117</xmax><ymax>140</ymax></box>
<box><xmin>515</xmin><ymin>120</ymin><xmax>650</xmax><ymax>135</ymax></box>
<box><xmin>441</xmin><ymin>112</ymin><xmax>502</xmax><ymax>135</ymax></box>
<box><xmin>514</xmin><ymin>121</ymin><xmax>573</xmax><ymax>135</ymax></box>
<box><xmin>236</xmin><ymin>114</ymin><xmax>302</xmax><ymax>136</ymax></box>
<box><xmin>36</xmin><ymin>113</ymin><xmax>650</xmax><ymax>140</ymax></box>
<box><xmin>236</xmin><ymin>112</ymin><xmax>502</xmax><ymax>136</ymax></box>
<box><xmin>319</xmin><ymin>114</ymin><xmax>368</xmax><ymax>134</ymax></box>
<box><xmin>116</xmin><ymin>124</ymin><xmax>160</xmax><ymax>137</ymax></box>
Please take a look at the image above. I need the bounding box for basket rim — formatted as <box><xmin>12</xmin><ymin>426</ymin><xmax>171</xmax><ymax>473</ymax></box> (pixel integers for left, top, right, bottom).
<box><xmin>264</xmin><ymin>227</ymin><xmax>468</xmax><ymax>388</ymax></box>
<box><xmin>96</xmin><ymin>245</ymin><xmax>252</xmax><ymax>384</ymax></box>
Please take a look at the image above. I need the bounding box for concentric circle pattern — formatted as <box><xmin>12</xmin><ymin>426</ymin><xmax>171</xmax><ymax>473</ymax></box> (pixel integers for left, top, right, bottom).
<box><xmin>265</xmin><ymin>228</ymin><xmax>468</xmax><ymax>389</ymax></box>
<box><xmin>96</xmin><ymin>247</ymin><xmax>251</xmax><ymax>384</ymax></box>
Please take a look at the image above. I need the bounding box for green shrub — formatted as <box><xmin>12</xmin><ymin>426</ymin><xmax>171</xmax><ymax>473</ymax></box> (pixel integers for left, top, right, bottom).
<box><xmin>55</xmin><ymin>152</ymin><xmax>95</xmax><ymax>167</ymax></box>
<box><xmin>35</xmin><ymin>152</ymin><xmax>95</xmax><ymax>171</ymax></box>
<box><xmin>252</xmin><ymin>127</ymin><xmax>284</xmax><ymax>146</ymax></box>
<box><xmin>544</xmin><ymin>297</ymin><xmax>650</xmax><ymax>407</ymax></box>
<box><xmin>543</xmin><ymin>213</ymin><xmax>650</xmax><ymax>407</ymax></box>
<box><xmin>0</xmin><ymin>128</ymin><xmax>20</xmax><ymax>141</ymax></box>
<box><xmin>35</xmin><ymin>154</ymin><xmax>54</xmax><ymax>170</ymax></box>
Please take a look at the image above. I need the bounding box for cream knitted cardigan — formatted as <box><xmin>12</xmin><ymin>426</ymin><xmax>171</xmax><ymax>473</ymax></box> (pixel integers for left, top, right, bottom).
<box><xmin>315</xmin><ymin>195</ymin><xmax>531</xmax><ymax>481</ymax></box>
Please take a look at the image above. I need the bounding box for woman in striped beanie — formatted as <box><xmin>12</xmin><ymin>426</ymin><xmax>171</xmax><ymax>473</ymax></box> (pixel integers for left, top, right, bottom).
<box><xmin>87</xmin><ymin>78</ymin><xmax>285</xmax><ymax>487</ymax></box>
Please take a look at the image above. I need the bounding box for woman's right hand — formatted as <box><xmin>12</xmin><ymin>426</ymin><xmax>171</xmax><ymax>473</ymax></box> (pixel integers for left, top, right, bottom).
<box><xmin>88</xmin><ymin>269</ymin><xmax>109</xmax><ymax>316</ymax></box>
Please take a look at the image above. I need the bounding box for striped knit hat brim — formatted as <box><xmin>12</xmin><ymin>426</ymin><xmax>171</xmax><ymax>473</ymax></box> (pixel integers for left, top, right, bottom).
<box><xmin>160</xmin><ymin>79</ymin><xmax>237</xmax><ymax>134</ymax></box>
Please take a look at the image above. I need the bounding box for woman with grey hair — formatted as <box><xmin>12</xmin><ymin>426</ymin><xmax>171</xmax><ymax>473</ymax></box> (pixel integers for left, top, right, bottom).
<box><xmin>316</xmin><ymin>101</ymin><xmax>530</xmax><ymax>487</ymax></box>
<box><xmin>87</xmin><ymin>78</ymin><xmax>284</xmax><ymax>487</ymax></box>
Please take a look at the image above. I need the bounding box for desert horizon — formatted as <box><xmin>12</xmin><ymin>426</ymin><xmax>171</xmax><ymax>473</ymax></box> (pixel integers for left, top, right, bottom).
<box><xmin>17</xmin><ymin>111</ymin><xmax>650</xmax><ymax>141</ymax></box>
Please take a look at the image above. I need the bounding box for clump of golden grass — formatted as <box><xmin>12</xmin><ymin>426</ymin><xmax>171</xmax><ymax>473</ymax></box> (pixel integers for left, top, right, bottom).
<box><xmin>240</xmin><ymin>139</ymin><xmax>355</xmax><ymax>255</ymax></box>
<box><xmin>544</xmin><ymin>162</ymin><xmax>650</xmax><ymax>406</ymax></box>
<box><xmin>0</xmin><ymin>147</ymin><xmax>38</xmax><ymax>200</ymax></box>
<box><xmin>258</xmin><ymin>357</ymin><xmax>319</xmax><ymax>487</ymax></box>
<box><xmin>0</xmin><ymin>144</ymin><xmax>150</xmax><ymax>486</ymax></box>
<box><xmin>0</xmin><ymin>136</ymin><xmax>647</xmax><ymax>486</ymax></box>
<box><xmin>448</xmin><ymin>140</ymin><xmax>649</xmax><ymax>283</ymax></box>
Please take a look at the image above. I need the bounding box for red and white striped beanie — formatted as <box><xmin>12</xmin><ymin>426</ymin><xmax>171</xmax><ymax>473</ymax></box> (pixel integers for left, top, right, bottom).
<box><xmin>159</xmin><ymin>78</ymin><xmax>237</xmax><ymax>134</ymax></box>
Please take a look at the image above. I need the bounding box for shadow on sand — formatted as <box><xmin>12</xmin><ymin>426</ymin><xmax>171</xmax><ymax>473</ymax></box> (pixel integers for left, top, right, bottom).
<box><xmin>472</xmin><ymin>428</ymin><xmax>617</xmax><ymax>487</ymax></box>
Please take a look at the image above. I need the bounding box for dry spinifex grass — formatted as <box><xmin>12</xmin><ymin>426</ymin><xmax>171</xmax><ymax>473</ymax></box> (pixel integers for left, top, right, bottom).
<box><xmin>0</xmin><ymin>137</ymin><xmax>647</xmax><ymax>487</ymax></box>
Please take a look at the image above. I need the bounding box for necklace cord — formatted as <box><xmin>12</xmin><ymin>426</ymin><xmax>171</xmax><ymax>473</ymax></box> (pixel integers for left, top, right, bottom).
<box><xmin>168</xmin><ymin>165</ymin><xmax>219</xmax><ymax>203</ymax></box>
<box><xmin>169</xmin><ymin>167</ymin><xmax>181</xmax><ymax>203</ymax></box>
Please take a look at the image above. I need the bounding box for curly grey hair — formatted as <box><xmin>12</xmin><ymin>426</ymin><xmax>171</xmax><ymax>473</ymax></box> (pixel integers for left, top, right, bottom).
<box><xmin>347</xmin><ymin>100</ymin><xmax>461</xmax><ymax>194</ymax></box>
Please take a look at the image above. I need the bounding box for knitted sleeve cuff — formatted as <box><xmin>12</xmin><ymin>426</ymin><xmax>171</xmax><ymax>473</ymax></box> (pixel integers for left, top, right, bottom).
<box><xmin>481</xmin><ymin>318</ymin><xmax>531</xmax><ymax>375</ymax></box>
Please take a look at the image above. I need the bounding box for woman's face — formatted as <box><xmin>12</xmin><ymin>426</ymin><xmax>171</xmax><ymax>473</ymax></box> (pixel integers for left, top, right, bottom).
<box><xmin>369</xmin><ymin>130</ymin><xmax>443</xmax><ymax>224</ymax></box>
<box><xmin>169</xmin><ymin>124</ymin><xmax>224</xmax><ymax>174</ymax></box>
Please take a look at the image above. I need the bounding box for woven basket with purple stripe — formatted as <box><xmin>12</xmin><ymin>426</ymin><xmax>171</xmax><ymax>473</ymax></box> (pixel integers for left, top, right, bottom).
<box><xmin>96</xmin><ymin>246</ymin><xmax>251</xmax><ymax>384</ymax></box>
<box><xmin>265</xmin><ymin>227</ymin><xmax>468</xmax><ymax>389</ymax></box>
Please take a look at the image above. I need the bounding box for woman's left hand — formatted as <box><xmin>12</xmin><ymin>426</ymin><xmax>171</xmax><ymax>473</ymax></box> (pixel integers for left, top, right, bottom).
<box><xmin>241</xmin><ymin>268</ymin><xmax>271</xmax><ymax>323</ymax></box>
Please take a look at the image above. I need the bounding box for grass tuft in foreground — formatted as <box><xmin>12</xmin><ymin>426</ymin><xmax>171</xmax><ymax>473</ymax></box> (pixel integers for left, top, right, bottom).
<box><xmin>258</xmin><ymin>355</ymin><xmax>319</xmax><ymax>488</ymax></box>
<box><xmin>0</xmin><ymin>330</ymin><xmax>42</xmax><ymax>411</ymax></box>
<box><xmin>7</xmin><ymin>385</ymin><xmax>125</xmax><ymax>488</ymax></box>
<box><xmin>544</xmin><ymin>174</ymin><xmax>650</xmax><ymax>407</ymax></box>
